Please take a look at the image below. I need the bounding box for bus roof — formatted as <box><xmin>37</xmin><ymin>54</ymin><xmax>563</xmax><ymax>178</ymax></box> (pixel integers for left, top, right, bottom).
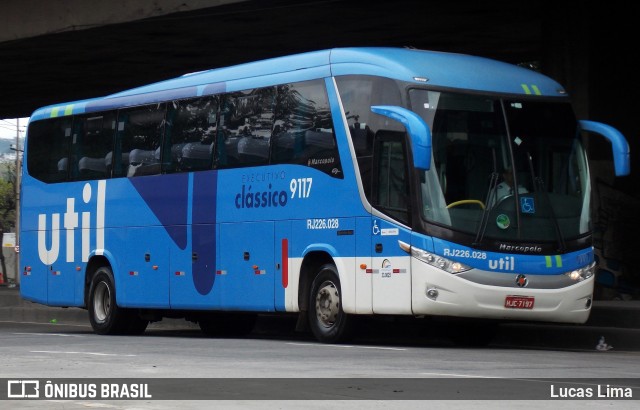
<box><xmin>30</xmin><ymin>47</ymin><xmax>566</xmax><ymax>122</ymax></box>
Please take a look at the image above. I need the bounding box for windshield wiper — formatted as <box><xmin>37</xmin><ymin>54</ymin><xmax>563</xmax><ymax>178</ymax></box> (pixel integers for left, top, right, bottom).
<box><xmin>526</xmin><ymin>152</ymin><xmax>566</xmax><ymax>252</ymax></box>
<box><xmin>474</xmin><ymin>148</ymin><xmax>499</xmax><ymax>246</ymax></box>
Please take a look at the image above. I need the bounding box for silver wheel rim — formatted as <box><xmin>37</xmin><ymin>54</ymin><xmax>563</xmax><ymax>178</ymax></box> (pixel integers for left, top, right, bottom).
<box><xmin>93</xmin><ymin>281</ymin><xmax>111</xmax><ymax>323</ymax></box>
<box><xmin>315</xmin><ymin>280</ymin><xmax>340</xmax><ymax>328</ymax></box>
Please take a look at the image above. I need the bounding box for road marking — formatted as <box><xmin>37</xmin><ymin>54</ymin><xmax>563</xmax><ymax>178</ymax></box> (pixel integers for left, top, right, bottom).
<box><xmin>420</xmin><ymin>372</ymin><xmax>499</xmax><ymax>378</ymax></box>
<box><xmin>13</xmin><ymin>332</ymin><xmax>85</xmax><ymax>338</ymax></box>
<box><xmin>0</xmin><ymin>320</ymin><xmax>91</xmax><ymax>328</ymax></box>
<box><xmin>30</xmin><ymin>350</ymin><xmax>137</xmax><ymax>357</ymax></box>
<box><xmin>287</xmin><ymin>342</ymin><xmax>407</xmax><ymax>351</ymax></box>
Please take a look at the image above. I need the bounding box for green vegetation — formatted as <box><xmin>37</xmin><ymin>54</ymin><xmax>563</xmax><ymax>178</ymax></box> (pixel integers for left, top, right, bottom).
<box><xmin>0</xmin><ymin>162</ymin><xmax>17</xmax><ymax>278</ymax></box>
<box><xmin>0</xmin><ymin>162</ymin><xmax>16</xmax><ymax>231</ymax></box>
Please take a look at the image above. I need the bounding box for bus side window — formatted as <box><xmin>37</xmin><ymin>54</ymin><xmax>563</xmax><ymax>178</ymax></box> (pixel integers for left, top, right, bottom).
<box><xmin>216</xmin><ymin>88</ymin><xmax>274</xmax><ymax>169</ymax></box>
<box><xmin>164</xmin><ymin>96</ymin><xmax>218</xmax><ymax>173</ymax></box>
<box><xmin>350</xmin><ymin>123</ymin><xmax>374</xmax><ymax>196</ymax></box>
<box><xmin>114</xmin><ymin>104</ymin><xmax>166</xmax><ymax>178</ymax></box>
<box><xmin>71</xmin><ymin>113</ymin><xmax>115</xmax><ymax>181</ymax></box>
<box><xmin>26</xmin><ymin>117</ymin><xmax>72</xmax><ymax>183</ymax></box>
<box><xmin>336</xmin><ymin>75</ymin><xmax>403</xmax><ymax>190</ymax></box>
<box><xmin>372</xmin><ymin>131</ymin><xmax>410</xmax><ymax>225</ymax></box>
<box><xmin>271</xmin><ymin>80</ymin><xmax>342</xmax><ymax>177</ymax></box>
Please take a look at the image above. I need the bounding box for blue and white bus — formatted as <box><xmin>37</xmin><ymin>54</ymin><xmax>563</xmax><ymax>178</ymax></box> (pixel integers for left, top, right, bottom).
<box><xmin>20</xmin><ymin>47</ymin><xmax>630</xmax><ymax>344</ymax></box>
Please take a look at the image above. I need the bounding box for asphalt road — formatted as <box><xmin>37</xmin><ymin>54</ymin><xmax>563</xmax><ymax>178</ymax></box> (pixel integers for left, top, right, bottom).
<box><xmin>0</xmin><ymin>319</ymin><xmax>638</xmax><ymax>409</ymax></box>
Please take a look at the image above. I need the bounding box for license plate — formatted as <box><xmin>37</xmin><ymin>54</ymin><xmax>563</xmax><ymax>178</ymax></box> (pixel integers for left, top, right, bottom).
<box><xmin>504</xmin><ymin>295</ymin><xmax>535</xmax><ymax>309</ymax></box>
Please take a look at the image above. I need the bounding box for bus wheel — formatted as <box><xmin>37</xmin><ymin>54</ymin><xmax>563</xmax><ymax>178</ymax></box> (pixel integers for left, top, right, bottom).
<box><xmin>88</xmin><ymin>266</ymin><xmax>129</xmax><ymax>335</ymax></box>
<box><xmin>308</xmin><ymin>264</ymin><xmax>351</xmax><ymax>343</ymax></box>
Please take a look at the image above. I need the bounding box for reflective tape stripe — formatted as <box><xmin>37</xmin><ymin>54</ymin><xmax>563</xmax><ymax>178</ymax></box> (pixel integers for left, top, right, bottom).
<box><xmin>545</xmin><ymin>255</ymin><xmax>563</xmax><ymax>268</ymax></box>
<box><xmin>555</xmin><ymin>255</ymin><xmax>563</xmax><ymax>268</ymax></box>
<box><xmin>50</xmin><ymin>104</ymin><xmax>74</xmax><ymax>117</ymax></box>
<box><xmin>521</xmin><ymin>84</ymin><xmax>541</xmax><ymax>96</ymax></box>
<box><xmin>365</xmin><ymin>269</ymin><xmax>407</xmax><ymax>274</ymax></box>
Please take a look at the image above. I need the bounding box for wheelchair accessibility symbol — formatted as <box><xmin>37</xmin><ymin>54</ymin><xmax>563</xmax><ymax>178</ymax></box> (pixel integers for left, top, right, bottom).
<box><xmin>520</xmin><ymin>197</ymin><xmax>535</xmax><ymax>214</ymax></box>
<box><xmin>372</xmin><ymin>220</ymin><xmax>380</xmax><ymax>235</ymax></box>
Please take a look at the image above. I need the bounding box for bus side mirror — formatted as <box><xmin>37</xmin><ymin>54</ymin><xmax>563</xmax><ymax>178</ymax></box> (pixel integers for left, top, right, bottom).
<box><xmin>371</xmin><ymin>105</ymin><xmax>432</xmax><ymax>170</ymax></box>
<box><xmin>579</xmin><ymin>120</ymin><xmax>630</xmax><ymax>176</ymax></box>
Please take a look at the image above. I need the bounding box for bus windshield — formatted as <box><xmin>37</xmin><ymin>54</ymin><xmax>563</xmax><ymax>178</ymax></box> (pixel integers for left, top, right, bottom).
<box><xmin>409</xmin><ymin>90</ymin><xmax>590</xmax><ymax>245</ymax></box>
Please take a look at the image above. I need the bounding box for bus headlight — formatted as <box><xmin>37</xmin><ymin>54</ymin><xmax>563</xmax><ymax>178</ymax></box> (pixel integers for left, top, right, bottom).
<box><xmin>403</xmin><ymin>243</ymin><xmax>471</xmax><ymax>274</ymax></box>
<box><xmin>564</xmin><ymin>262</ymin><xmax>596</xmax><ymax>282</ymax></box>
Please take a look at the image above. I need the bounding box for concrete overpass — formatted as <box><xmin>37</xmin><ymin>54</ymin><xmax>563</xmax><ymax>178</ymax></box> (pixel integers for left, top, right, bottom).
<box><xmin>0</xmin><ymin>0</ymin><xmax>598</xmax><ymax>119</ymax></box>
<box><xmin>1</xmin><ymin>0</ymin><xmax>638</xmax><ymax>298</ymax></box>
<box><xmin>1</xmin><ymin>1</ymin><xmax>635</xmax><ymax>188</ymax></box>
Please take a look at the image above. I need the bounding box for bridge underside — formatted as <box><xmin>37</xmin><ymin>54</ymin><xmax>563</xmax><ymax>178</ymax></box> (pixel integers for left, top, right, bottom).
<box><xmin>1</xmin><ymin>0</ymin><xmax>550</xmax><ymax>118</ymax></box>
<box><xmin>0</xmin><ymin>1</ymin><xmax>635</xmax><ymax>177</ymax></box>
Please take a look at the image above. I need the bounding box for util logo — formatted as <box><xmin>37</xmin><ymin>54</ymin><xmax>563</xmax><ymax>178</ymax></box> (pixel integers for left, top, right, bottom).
<box><xmin>38</xmin><ymin>181</ymin><xmax>106</xmax><ymax>264</ymax></box>
<box><xmin>488</xmin><ymin>256</ymin><xmax>516</xmax><ymax>271</ymax></box>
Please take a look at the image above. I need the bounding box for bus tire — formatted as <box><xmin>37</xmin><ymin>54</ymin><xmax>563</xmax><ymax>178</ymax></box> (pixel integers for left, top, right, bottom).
<box><xmin>308</xmin><ymin>264</ymin><xmax>352</xmax><ymax>343</ymax></box>
<box><xmin>88</xmin><ymin>266</ymin><xmax>129</xmax><ymax>335</ymax></box>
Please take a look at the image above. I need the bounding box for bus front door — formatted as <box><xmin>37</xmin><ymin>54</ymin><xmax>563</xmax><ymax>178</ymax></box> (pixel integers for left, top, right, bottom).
<box><xmin>371</xmin><ymin>218</ymin><xmax>413</xmax><ymax>314</ymax></box>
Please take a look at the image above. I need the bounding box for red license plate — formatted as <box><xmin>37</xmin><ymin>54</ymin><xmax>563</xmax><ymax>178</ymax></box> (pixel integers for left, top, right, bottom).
<box><xmin>504</xmin><ymin>295</ymin><xmax>535</xmax><ymax>309</ymax></box>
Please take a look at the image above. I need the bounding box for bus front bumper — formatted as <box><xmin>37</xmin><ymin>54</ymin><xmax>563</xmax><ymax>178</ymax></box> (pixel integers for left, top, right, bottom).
<box><xmin>411</xmin><ymin>263</ymin><xmax>594</xmax><ymax>324</ymax></box>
